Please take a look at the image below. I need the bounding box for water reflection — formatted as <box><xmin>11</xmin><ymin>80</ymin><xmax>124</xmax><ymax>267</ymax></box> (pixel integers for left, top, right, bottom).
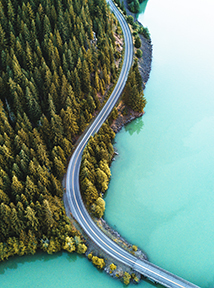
<box><xmin>124</xmin><ymin>117</ymin><xmax>144</xmax><ymax>135</ymax></box>
<box><xmin>0</xmin><ymin>251</ymin><xmax>77</xmax><ymax>274</ymax></box>
<box><xmin>0</xmin><ymin>252</ymin><xmax>48</xmax><ymax>274</ymax></box>
<box><xmin>66</xmin><ymin>251</ymin><xmax>79</xmax><ymax>262</ymax></box>
<box><xmin>139</xmin><ymin>0</ymin><xmax>149</xmax><ymax>14</ymax></box>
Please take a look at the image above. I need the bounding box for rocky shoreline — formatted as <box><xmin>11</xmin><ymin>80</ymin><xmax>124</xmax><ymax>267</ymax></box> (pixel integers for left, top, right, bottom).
<box><xmin>101</xmin><ymin>0</ymin><xmax>153</xmax><ymax>284</ymax></box>
<box><xmin>82</xmin><ymin>1</ymin><xmax>153</xmax><ymax>283</ymax></box>
<box><xmin>64</xmin><ymin>2</ymin><xmax>153</xmax><ymax>285</ymax></box>
<box><xmin>110</xmin><ymin>0</ymin><xmax>152</xmax><ymax>133</ymax></box>
<box><xmin>119</xmin><ymin>0</ymin><xmax>153</xmax><ymax>89</ymax></box>
<box><xmin>110</xmin><ymin>105</ymin><xmax>144</xmax><ymax>133</ymax></box>
<box><xmin>98</xmin><ymin>218</ymin><xmax>148</xmax><ymax>262</ymax></box>
<box><xmin>85</xmin><ymin>217</ymin><xmax>148</xmax><ymax>284</ymax></box>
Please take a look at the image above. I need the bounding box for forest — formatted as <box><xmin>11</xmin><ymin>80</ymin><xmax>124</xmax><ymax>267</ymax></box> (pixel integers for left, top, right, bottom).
<box><xmin>0</xmin><ymin>0</ymin><xmax>146</xmax><ymax>261</ymax></box>
<box><xmin>0</xmin><ymin>0</ymin><xmax>122</xmax><ymax>260</ymax></box>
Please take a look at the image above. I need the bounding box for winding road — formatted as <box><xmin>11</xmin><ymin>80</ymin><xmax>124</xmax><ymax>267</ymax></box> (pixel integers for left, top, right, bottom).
<box><xmin>65</xmin><ymin>1</ymin><xmax>201</xmax><ymax>287</ymax></box>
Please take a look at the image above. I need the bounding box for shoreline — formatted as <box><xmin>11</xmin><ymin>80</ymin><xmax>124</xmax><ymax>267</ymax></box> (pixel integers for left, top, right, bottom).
<box><xmin>118</xmin><ymin>0</ymin><xmax>153</xmax><ymax>89</ymax></box>
<box><xmin>100</xmin><ymin>0</ymin><xmax>153</xmax><ymax>283</ymax></box>
<box><xmin>79</xmin><ymin>2</ymin><xmax>153</xmax><ymax>284</ymax></box>
<box><xmin>64</xmin><ymin>1</ymin><xmax>153</xmax><ymax>284</ymax></box>
<box><xmin>110</xmin><ymin>0</ymin><xmax>152</xmax><ymax>132</ymax></box>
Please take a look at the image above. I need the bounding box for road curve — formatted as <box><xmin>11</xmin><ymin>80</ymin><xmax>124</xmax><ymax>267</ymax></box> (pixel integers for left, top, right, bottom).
<box><xmin>65</xmin><ymin>1</ymin><xmax>201</xmax><ymax>288</ymax></box>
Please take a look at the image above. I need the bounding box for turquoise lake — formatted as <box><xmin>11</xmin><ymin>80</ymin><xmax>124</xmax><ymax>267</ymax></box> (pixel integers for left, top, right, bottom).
<box><xmin>1</xmin><ymin>0</ymin><xmax>214</xmax><ymax>287</ymax></box>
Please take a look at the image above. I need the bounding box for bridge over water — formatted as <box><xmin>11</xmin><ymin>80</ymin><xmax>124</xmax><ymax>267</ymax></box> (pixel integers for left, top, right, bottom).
<box><xmin>133</xmin><ymin>259</ymin><xmax>200</xmax><ymax>288</ymax></box>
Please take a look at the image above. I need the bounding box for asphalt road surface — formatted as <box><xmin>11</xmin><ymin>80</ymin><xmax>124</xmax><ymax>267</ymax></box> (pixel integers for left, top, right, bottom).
<box><xmin>65</xmin><ymin>1</ymin><xmax>201</xmax><ymax>287</ymax></box>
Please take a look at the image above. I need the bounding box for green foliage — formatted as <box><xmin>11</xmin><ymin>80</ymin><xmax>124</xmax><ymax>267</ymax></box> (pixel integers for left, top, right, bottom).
<box><xmin>110</xmin><ymin>263</ymin><xmax>117</xmax><ymax>271</ymax></box>
<box><xmin>126</xmin><ymin>0</ymin><xmax>146</xmax><ymax>13</ymax></box>
<box><xmin>88</xmin><ymin>253</ymin><xmax>93</xmax><ymax>260</ymax></box>
<box><xmin>127</xmin><ymin>15</ymin><xmax>134</xmax><ymax>26</ymax></box>
<box><xmin>131</xmin><ymin>273</ymin><xmax>140</xmax><ymax>283</ymax></box>
<box><xmin>132</xmin><ymin>22</ymin><xmax>139</xmax><ymax>31</ymax></box>
<box><xmin>128</xmin><ymin>0</ymin><xmax>140</xmax><ymax>13</ymax></box>
<box><xmin>122</xmin><ymin>59</ymin><xmax>146</xmax><ymax>112</ymax></box>
<box><xmin>123</xmin><ymin>272</ymin><xmax>131</xmax><ymax>285</ymax></box>
<box><xmin>80</xmin><ymin>123</ymin><xmax>115</xmax><ymax>215</ymax></box>
<box><xmin>108</xmin><ymin>107</ymin><xmax>119</xmax><ymax>124</ymax></box>
<box><xmin>134</xmin><ymin>36</ymin><xmax>142</xmax><ymax>49</ymax></box>
<box><xmin>77</xmin><ymin>243</ymin><xmax>87</xmax><ymax>254</ymax></box>
<box><xmin>62</xmin><ymin>236</ymin><xmax>76</xmax><ymax>253</ymax></box>
<box><xmin>132</xmin><ymin>31</ymin><xmax>138</xmax><ymax>37</ymax></box>
<box><xmin>138</xmin><ymin>26</ymin><xmax>150</xmax><ymax>40</ymax></box>
<box><xmin>92</xmin><ymin>256</ymin><xmax>105</xmax><ymax>269</ymax></box>
<box><xmin>92</xmin><ymin>197</ymin><xmax>106</xmax><ymax>218</ymax></box>
<box><xmin>132</xmin><ymin>245</ymin><xmax>138</xmax><ymax>251</ymax></box>
<box><xmin>0</xmin><ymin>0</ymin><xmax>121</xmax><ymax>262</ymax></box>
<box><xmin>135</xmin><ymin>49</ymin><xmax>143</xmax><ymax>58</ymax></box>
<box><xmin>114</xmin><ymin>0</ymin><xmax>127</xmax><ymax>15</ymax></box>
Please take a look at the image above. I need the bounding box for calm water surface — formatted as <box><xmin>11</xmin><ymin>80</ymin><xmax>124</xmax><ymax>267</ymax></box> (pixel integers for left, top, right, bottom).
<box><xmin>1</xmin><ymin>0</ymin><xmax>214</xmax><ymax>287</ymax></box>
<box><xmin>105</xmin><ymin>0</ymin><xmax>214</xmax><ymax>287</ymax></box>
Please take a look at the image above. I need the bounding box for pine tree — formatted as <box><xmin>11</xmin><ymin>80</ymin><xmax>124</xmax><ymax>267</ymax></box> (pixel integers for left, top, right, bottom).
<box><xmin>53</xmin><ymin>156</ymin><xmax>65</xmax><ymax>179</ymax></box>
<box><xmin>72</xmin><ymin>68</ymin><xmax>82</xmax><ymax>98</ymax></box>
<box><xmin>43</xmin><ymin>15</ymin><xmax>52</xmax><ymax>37</ymax></box>
<box><xmin>50</xmin><ymin>174</ymin><xmax>63</xmax><ymax>197</ymax></box>
<box><xmin>25</xmin><ymin>42</ymin><xmax>33</xmax><ymax>71</ymax></box>
<box><xmin>36</xmin><ymin>165</ymin><xmax>50</xmax><ymax>188</ymax></box>
<box><xmin>7</xmin><ymin>0</ymin><xmax>15</xmax><ymax>24</ymax></box>
<box><xmin>25</xmin><ymin>176</ymin><xmax>39</xmax><ymax>202</ymax></box>
<box><xmin>50</xmin><ymin>112</ymin><xmax>64</xmax><ymax>146</ymax></box>
<box><xmin>60</xmin><ymin>107</ymin><xmax>78</xmax><ymax>141</ymax></box>
<box><xmin>43</xmin><ymin>62</ymin><xmax>52</xmax><ymax>95</ymax></box>
<box><xmin>61</xmin><ymin>138</ymin><xmax>73</xmax><ymax>158</ymax></box>
<box><xmin>27</xmin><ymin>2</ymin><xmax>35</xmax><ymax>22</ymax></box>
<box><xmin>0</xmin><ymin>144</ymin><xmax>13</xmax><ymax>168</ymax></box>
<box><xmin>25</xmin><ymin>206</ymin><xmax>39</xmax><ymax>231</ymax></box>
<box><xmin>81</xmin><ymin>60</ymin><xmax>91</xmax><ymax>94</ymax></box>
<box><xmin>59</xmin><ymin>74</ymin><xmax>69</xmax><ymax>109</ymax></box>
<box><xmin>94</xmin><ymin>71</ymin><xmax>100</xmax><ymax>92</ymax></box>
<box><xmin>12</xmin><ymin>54</ymin><xmax>23</xmax><ymax>84</ymax></box>
<box><xmin>16</xmin><ymin>201</ymin><xmax>25</xmax><ymax>223</ymax></box>
<box><xmin>47</xmin><ymin>93</ymin><xmax>56</xmax><ymax>117</ymax></box>
<box><xmin>11</xmin><ymin>207</ymin><xmax>23</xmax><ymax>235</ymax></box>
<box><xmin>0</xmin><ymin>189</ymin><xmax>10</xmax><ymax>204</ymax></box>
<box><xmin>26</xmin><ymin>230</ymin><xmax>38</xmax><ymax>254</ymax></box>
<box><xmin>12</xmin><ymin>163</ymin><xmax>23</xmax><ymax>180</ymax></box>
<box><xmin>23</xmin><ymin>23</ymin><xmax>32</xmax><ymax>48</ymax></box>
<box><xmin>0</xmin><ymin>24</ymin><xmax>6</xmax><ymax>51</ymax></box>
<box><xmin>20</xmin><ymin>193</ymin><xmax>29</xmax><ymax>207</ymax></box>
<box><xmin>11</xmin><ymin>175</ymin><xmax>24</xmax><ymax>198</ymax></box>
<box><xmin>94</xmin><ymin>197</ymin><xmax>105</xmax><ymax>218</ymax></box>
<box><xmin>43</xmin><ymin>199</ymin><xmax>54</xmax><ymax>230</ymax></box>
<box><xmin>66</xmin><ymin>85</ymin><xmax>80</xmax><ymax>115</ymax></box>
<box><xmin>25</xmin><ymin>87</ymin><xmax>42</xmax><ymax>123</ymax></box>
<box><xmin>40</xmin><ymin>115</ymin><xmax>53</xmax><ymax>149</ymax></box>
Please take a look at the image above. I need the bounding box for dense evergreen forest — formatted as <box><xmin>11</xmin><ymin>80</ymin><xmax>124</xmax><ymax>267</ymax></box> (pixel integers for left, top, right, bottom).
<box><xmin>80</xmin><ymin>123</ymin><xmax>115</xmax><ymax>218</ymax></box>
<box><xmin>0</xmin><ymin>0</ymin><xmax>147</xmax><ymax>264</ymax></box>
<box><xmin>0</xmin><ymin>0</ymin><xmax>123</xmax><ymax>260</ymax></box>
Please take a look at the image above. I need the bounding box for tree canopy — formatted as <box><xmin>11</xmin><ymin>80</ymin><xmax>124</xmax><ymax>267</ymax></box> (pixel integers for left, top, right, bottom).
<box><xmin>122</xmin><ymin>59</ymin><xmax>146</xmax><ymax>112</ymax></box>
<box><xmin>0</xmin><ymin>0</ymin><xmax>122</xmax><ymax>261</ymax></box>
<box><xmin>80</xmin><ymin>123</ymin><xmax>115</xmax><ymax>217</ymax></box>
